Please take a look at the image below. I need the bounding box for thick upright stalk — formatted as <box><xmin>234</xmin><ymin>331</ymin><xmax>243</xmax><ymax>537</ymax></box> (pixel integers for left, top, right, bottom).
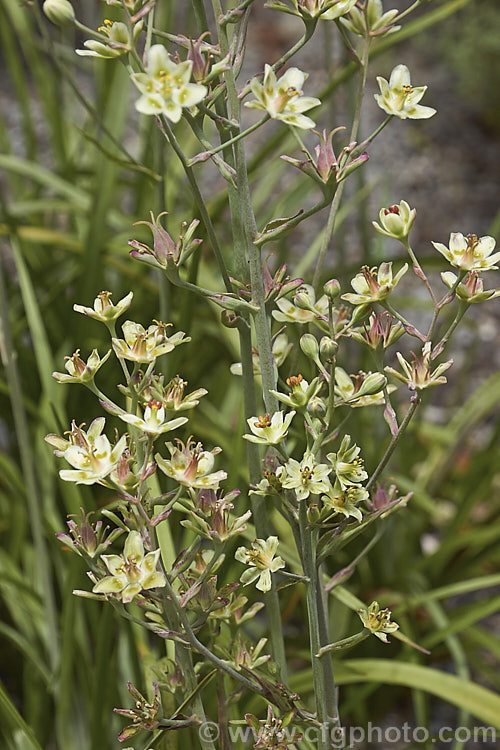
<box><xmin>211</xmin><ymin>0</ymin><xmax>286</xmax><ymax>679</ymax></box>
<box><xmin>299</xmin><ymin>502</ymin><xmax>330</xmax><ymax>750</ymax></box>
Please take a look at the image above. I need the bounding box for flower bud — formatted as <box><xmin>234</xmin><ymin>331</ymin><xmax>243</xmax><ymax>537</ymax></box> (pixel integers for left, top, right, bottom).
<box><xmin>323</xmin><ymin>279</ymin><xmax>341</xmax><ymax>300</ymax></box>
<box><xmin>307</xmin><ymin>396</ymin><xmax>327</xmax><ymax>419</ymax></box>
<box><xmin>294</xmin><ymin>287</ymin><xmax>316</xmax><ymax>311</ymax></box>
<box><xmin>350</xmin><ymin>303</ymin><xmax>371</xmax><ymax>324</ymax></box>
<box><xmin>221</xmin><ymin>310</ymin><xmax>239</xmax><ymax>328</ymax></box>
<box><xmin>43</xmin><ymin>0</ymin><xmax>75</xmax><ymax>26</ymax></box>
<box><xmin>300</xmin><ymin>333</ymin><xmax>319</xmax><ymax>360</ymax></box>
<box><xmin>355</xmin><ymin>372</ymin><xmax>387</xmax><ymax>398</ymax></box>
<box><xmin>319</xmin><ymin>336</ymin><xmax>337</xmax><ymax>362</ymax></box>
<box><xmin>307</xmin><ymin>503</ymin><xmax>321</xmax><ymax>524</ymax></box>
<box><xmin>372</xmin><ymin>200</ymin><xmax>416</xmax><ymax>241</ymax></box>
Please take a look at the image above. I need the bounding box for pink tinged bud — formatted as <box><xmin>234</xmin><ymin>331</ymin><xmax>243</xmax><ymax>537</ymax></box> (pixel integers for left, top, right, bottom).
<box><xmin>262</xmin><ymin>256</ymin><xmax>275</xmax><ymax>297</ymax></box>
<box><xmin>337</xmin><ymin>152</ymin><xmax>369</xmax><ymax>182</ymax></box>
<box><xmin>221</xmin><ymin>310</ymin><xmax>239</xmax><ymax>328</ymax></box>
<box><xmin>277</xmin><ymin>277</ymin><xmax>305</xmax><ymax>299</ymax></box>
<box><xmin>383</xmin><ymin>404</ymin><xmax>399</xmax><ymax>436</ymax></box>
<box><xmin>186</xmin><ymin>32</ymin><xmax>211</xmax><ymax>81</ymax></box>
<box><xmin>81</xmin><ymin>518</ymin><xmax>98</xmax><ymax>554</ymax></box>
<box><xmin>314</xmin><ymin>129</ymin><xmax>337</xmax><ymax>181</ymax></box>
<box><xmin>307</xmin><ymin>396</ymin><xmax>327</xmax><ymax>418</ymax></box>
<box><xmin>198</xmin><ymin>488</ymin><xmax>217</xmax><ymax>513</ymax></box>
<box><xmin>323</xmin><ymin>278</ymin><xmax>341</xmax><ymax>300</ymax></box>
<box><xmin>151</xmin><ymin>507</ymin><xmax>172</xmax><ymax>525</ymax></box>
<box><xmin>413</xmin><ymin>265</ymin><xmax>428</xmax><ymax>282</ymax></box>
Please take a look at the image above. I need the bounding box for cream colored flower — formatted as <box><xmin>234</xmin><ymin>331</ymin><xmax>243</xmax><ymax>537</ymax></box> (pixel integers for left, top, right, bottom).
<box><xmin>243</xmin><ymin>410</ymin><xmax>295</xmax><ymax>445</ymax></box>
<box><xmin>280</xmin><ymin>452</ymin><xmax>331</xmax><ymax>501</ymax></box>
<box><xmin>273</xmin><ymin>284</ymin><xmax>329</xmax><ymax>324</ymax></box>
<box><xmin>385</xmin><ymin>342</ymin><xmax>453</xmax><ymax>391</ymax></box>
<box><xmin>321</xmin><ymin>482</ymin><xmax>366</xmax><ymax>522</ymax></box>
<box><xmin>320</xmin><ymin>0</ymin><xmax>357</xmax><ymax>21</ymax></box>
<box><xmin>53</xmin><ymin>348</ymin><xmax>111</xmax><ymax>384</ymax></box>
<box><xmin>74</xmin><ymin>290</ymin><xmax>133</xmax><ymax>323</ymax></box>
<box><xmin>92</xmin><ymin>531</ymin><xmax>165</xmax><ymax>603</ymax></box>
<box><xmin>441</xmin><ymin>271</ymin><xmax>500</xmax><ymax>304</ymax></box>
<box><xmin>334</xmin><ymin>368</ymin><xmax>393</xmax><ymax>407</ymax></box>
<box><xmin>131</xmin><ymin>44</ymin><xmax>207</xmax><ymax>121</ymax></box>
<box><xmin>235</xmin><ymin>536</ymin><xmax>285</xmax><ymax>592</ymax></box>
<box><xmin>156</xmin><ymin>438</ymin><xmax>227</xmax><ymax>489</ymax></box>
<box><xmin>327</xmin><ymin>435</ymin><xmax>368</xmax><ymax>489</ymax></box>
<box><xmin>112</xmin><ymin>320</ymin><xmax>189</xmax><ymax>363</ymax></box>
<box><xmin>270</xmin><ymin>374</ymin><xmax>321</xmax><ymax>409</ymax></box>
<box><xmin>118</xmin><ymin>400</ymin><xmax>188</xmax><ymax>437</ymax></box>
<box><xmin>374</xmin><ymin>65</ymin><xmax>436</xmax><ymax>119</ymax></box>
<box><xmin>76</xmin><ymin>20</ymin><xmax>138</xmax><ymax>59</ymax></box>
<box><xmin>432</xmin><ymin>232</ymin><xmax>500</xmax><ymax>272</ymax></box>
<box><xmin>341</xmin><ymin>0</ymin><xmax>400</xmax><ymax>36</ymax></box>
<box><xmin>342</xmin><ymin>263</ymin><xmax>408</xmax><ymax>306</ymax></box>
<box><xmin>48</xmin><ymin>418</ymin><xmax>127</xmax><ymax>485</ymax></box>
<box><xmin>358</xmin><ymin>601</ymin><xmax>399</xmax><ymax>643</ymax></box>
<box><xmin>372</xmin><ymin>200</ymin><xmax>416</xmax><ymax>240</ymax></box>
<box><xmin>245</xmin><ymin>65</ymin><xmax>320</xmax><ymax>129</ymax></box>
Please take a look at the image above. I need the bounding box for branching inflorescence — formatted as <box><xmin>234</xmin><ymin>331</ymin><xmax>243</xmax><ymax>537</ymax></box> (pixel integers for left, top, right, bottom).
<box><xmin>41</xmin><ymin>0</ymin><xmax>499</xmax><ymax>747</ymax></box>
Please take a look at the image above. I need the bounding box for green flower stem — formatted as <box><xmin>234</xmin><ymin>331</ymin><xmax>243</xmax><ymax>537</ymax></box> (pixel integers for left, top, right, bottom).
<box><xmin>383</xmin><ymin>301</ymin><xmax>425</xmax><ymax>340</ymax></box>
<box><xmin>186</xmin><ymin>114</ymin><xmax>269</xmax><ymax>164</ymax></box>
<box><xmin>74</xmin><ymin>20</ymin><xmax>110</xmax><ymax>41</ymax></box>
<box><xmin>157</xmin><ymin>116</ymin><xmax>232</xmax><ymax>292</ymax></box>
<box><xmin>427</xmin><ymin>270</ymin><xmax>467</xmax><ymax>342</ymax></box>
<box><xmin>335</xmin><ymin>17</ymin><xmax>361</xmax><ymax>63</ymax></box>
<box><xmin>254</xmin><ymin>196</ymin><xmax>331</xmax><ymax>247</ymax></box>
<box><xmin>237</xmin><ymin>324</ymin><xmax>289</xmax><ymax>681</ymax></box>
<box><xmin>170</xmin><ymin>647</ymin><xmax>215</xmax><ymax>750</ymax></box>
<box><xmin>211</xmin><ymin>0</ymin><xmax>288</xmax><ymax>682</ymax></box>
<box><xmin>403</xmin><ymin>239</ymin><xmax>437</xmax><ymax>304</ymax></box>
<box><xmin>144</xmin><ymin>529</ymin><xmax>214</xmax><ymax>750</ymax></box>
<box><xmin>219</xmin><ymin>0</ymin><xmax>257</xmax><ymax>26</ymax></box>
<box><xmin>315</xmin><ymin>571</ymin><xmax>339</xmax><ymax>727</ymax></box>
<box><xmin>348</xmin><ymin>115</ymin><xmax>393</xmax><ymax>160</ymax></box>
<box><xmin>162</xmin><ymin>270</ymin><xmax>257</xmax><ymax>313</ymax></box>
<box><xmin>299</xmin><ymin>501</ymin><xmax>331</xmax><ymax>749</ymax></box>
<box><xmin>366</xmin><ymin>396</ymin><xmax>420</xmax><ymax>492</ymax></box>
<box><xmin>273</xmin><ymin>22</ymin><xmax>317</xmax><ymax>70</ymax></box>
<box><xmin>105</xmin><ymin>321</ymin><xmax>132</xmax><ymax>385</ymax></box>
<box><xmin>317</xmin><ymin>631</ymin><xmax>369</xmax><ymax>656</ymax></box>
<box><xmin>433</xmin><ymin>303</ymin><xmax>468</xmax><ymax>357</ymax></box>
<box><xmin>312</xmin><ymin>36</ymin><xmax>370</xmax><ymax>287</ymax></box>
<box><xmin>162</xmin><ymin>577</ymin><xmax>265</xmax><ymax>696</ymax></box>
<box><xmin>145</xmin><ymin>0</ymin><xmax>155</xmax><ymax>54</ymax></box>
<box><xmin>312</xmin><ymin>184</ymin><xmax>345</xmax><ymax>287</ymax></box>
<box><xmin>395</xmin><ymin>0</ymin><xmax>427</xmax><ymax>24</ymax></box>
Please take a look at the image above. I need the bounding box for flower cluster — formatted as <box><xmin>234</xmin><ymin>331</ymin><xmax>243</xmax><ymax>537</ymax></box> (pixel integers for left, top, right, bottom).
<box><xmin>131</xmin><ymin>44</ymin><xmax>207</xmax><ymax>121</ymax></box>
